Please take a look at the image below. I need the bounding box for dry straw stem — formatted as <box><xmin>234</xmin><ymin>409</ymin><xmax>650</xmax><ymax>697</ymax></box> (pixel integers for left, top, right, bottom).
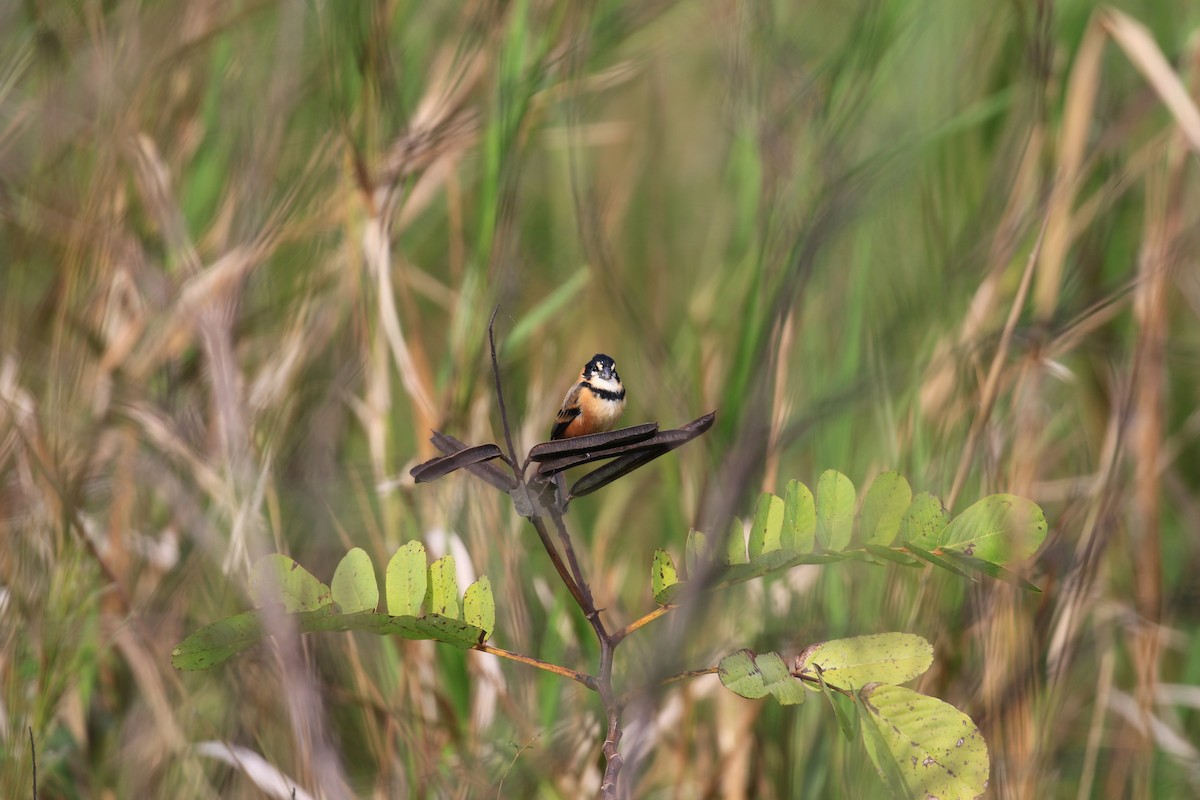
<box><xmin>1036</xmin><ymin>9</ymin><xmax>1200</xmax><ymax>321</ymax></box>
<box><xmin>946</xmin><ymin>215</ymin><xmax>1047</xmax><ymax>512</ymax></box>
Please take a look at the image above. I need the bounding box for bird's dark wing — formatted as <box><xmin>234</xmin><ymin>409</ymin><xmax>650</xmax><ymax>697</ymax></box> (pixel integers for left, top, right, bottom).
<box><xmin>551</xmin><ymin>385</ymin><xmax>583</xmax><ymax>440</ymax></box>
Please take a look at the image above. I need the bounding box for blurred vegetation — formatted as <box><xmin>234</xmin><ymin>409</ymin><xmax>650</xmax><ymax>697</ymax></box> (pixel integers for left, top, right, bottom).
<box><xmin>3</xmin><ymin>0</ymin><xmax>1200</xmax><ymax>797</ymax></box>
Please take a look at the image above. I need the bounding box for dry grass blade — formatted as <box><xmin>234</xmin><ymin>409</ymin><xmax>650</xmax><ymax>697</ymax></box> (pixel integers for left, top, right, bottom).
<box><xmin>947</xmin><ymin>219</ymin><xmax>1048</xmax><ymax>510</ymax></box>
<box><xmin>1101</xmin><ymin>9</ymin><xmax>1200</xmax><ymax>154</ymax></box>
<box><xmin>1035</xmin><ymin>16</ymin><xmax>1104</xmax><ymax>318</ymax></box>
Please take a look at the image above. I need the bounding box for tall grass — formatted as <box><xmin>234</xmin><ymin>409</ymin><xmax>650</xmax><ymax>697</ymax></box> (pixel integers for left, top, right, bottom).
<box><xmin>3</xmin><ymin>0</ymin><xmax>1200</xmax><ymax>797</ymax></box>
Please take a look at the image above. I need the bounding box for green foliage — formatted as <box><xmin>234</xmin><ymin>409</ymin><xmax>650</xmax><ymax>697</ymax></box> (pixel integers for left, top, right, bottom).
<box><xmin>794</xmin><ymin>633</ymin><xmax>933</xmax><ymax>689</ymax></box>
<box><xmin>717</xmin><ymin>649</ymin><xmax>806</xmax><ymax>706</ymax></box>
<box><xmin>386</xmin><ymin>541</ymin><xmax>428</xmax><ymax>617</ymax></box>
<box><xmin>173</xmin><ymin>548</ymin><xmax>493</xmax><ymax>670</ymax></box>
<box><xmin>652</xmin><ymin>470</ymin><xmax>1046</xmax><ymax>605</ymax></box>
<box><xmin>816</xmin><ymin>470</ymin><xmax>856</xmax><ymax>551</ymax></box>
<box><xmin>860</xmin><ymin>472</ymin><xmax>912</xmax><ymax>547</ymax></box>
<box><xmin>860</xmin><ymin>684</ymin><xmax>990</xmax><ymax>799</ymax></box>
<box><xmin>331</xmin><ymin>547</ymin><xmax>379</xmax><ymax>614</ymax></box>
<box><xmin>248</xmin><ymin>554</ymin><xmax>332</xmax><ymax>612</ymax></box>
<box><xmin>651</xmin><ymin>548</ymin><xmax>680</xmax><ymax>603</ymax></box>
<box><xmin>718</xmin><ymin>633</ymin><xmax>987</xmax><ymax>800</ymax></box>
<box><xmin>7</xmin><ymin>0</ymin><xmax>1197</xmax><ymax>796</ymax></box>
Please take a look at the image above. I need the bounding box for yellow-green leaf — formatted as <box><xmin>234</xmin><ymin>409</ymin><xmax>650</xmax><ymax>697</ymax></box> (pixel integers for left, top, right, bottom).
<box><xmin>748</xmin><ymin>492</ymin><xmax>785</xmax><ymax>557</ymax></box>
<box><xmin>386</xmin><ymin>541</ymin><xmax>427</xmax><ymax>617</ymax></box>
<box><xmin>782</xmin><ymin>480</ymin><xmax>816</xmax><ymax>553</ymax></box>
<box><xmin>331</xmin><ymin>547</ymin><xmax>379</xmax><ymax>614</ymax></box>
<box><xmin>861</xmin><ymin>471</ymin><xmax>912</xmax><ymax>546</ymax></box>
<box><xmin>717</xmin><ymin>649</ymin><xmax>805</xmax><ymax>706</ymax></box>
<box><xmin>652</xmin><ymin>548</ymin><xmax>679</xmax><ymax>604</ymax></box>
<box><xmin>859</xmin><ymin>684</ymin><xmax>989</xmax><ymax>800</ymax></box>
<box><xmin>463</xmin><ymin>576</ymin><xmax>495</xmax><ymax>639</ymax></box>
<box><xmin>172</xmin><ymin>611</ymin><xmax>264</xmax><ymax>670</ymax></box>
<box><xmin>940</xmin><ymin>494</ymin><xmax>1047</xmax><ymax>564</ymax></box>
<box><xmin>816</xmin><ymin>470</ymin><xmax>855</xmax><ymax>551</ymax></box>
<box><xmin>249</xmin><ymin>554</ymin><xmax>331</xmax><ymax>612</ymax></box>
<box><xmin>794</xmin><ymin>633</ymin><xmax>933</xmax><ymax>690</ymax></box>
<box><xmin>725</xmin><ymin>518</ymin><xmax>749</xmax><ymax>565</ymax></box>
<box><xmin>428</xmin><ymin>556</ymin><xmax>459</xmax><ymax>619</ymax></box>
<box><xmin>899</xmin><ymin>492</ymin><xmax>949</xmax><ymax>550</ymax></box>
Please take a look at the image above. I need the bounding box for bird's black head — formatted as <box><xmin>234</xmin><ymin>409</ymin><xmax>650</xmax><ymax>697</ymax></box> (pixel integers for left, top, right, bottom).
<box><xmin>584</xmin><ymin>353</ymin><xmax>619</xmax><ymax>383</ymax></box>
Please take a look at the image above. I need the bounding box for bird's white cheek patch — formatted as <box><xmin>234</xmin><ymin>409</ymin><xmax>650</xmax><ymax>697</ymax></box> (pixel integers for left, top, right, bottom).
<box><xmin>589</xmin><ymin>374</ymin><xmax>623</xmax><ymax>394</ymax></box>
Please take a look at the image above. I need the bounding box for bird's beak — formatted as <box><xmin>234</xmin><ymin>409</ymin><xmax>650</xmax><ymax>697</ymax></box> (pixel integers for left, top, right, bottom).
<box><xmin>600</xmin><ymin>364</ymin><xmax>615</xmax><ymax>381</ymax></box>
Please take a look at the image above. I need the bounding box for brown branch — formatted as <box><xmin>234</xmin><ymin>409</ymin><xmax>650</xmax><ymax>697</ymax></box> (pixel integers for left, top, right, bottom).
<box><xmin>611</xmin><ymin>605</ymin><xmax>674</xmax><ymax>644</ymax></box>
<box><xmin>476</xmin><ymin>644</ymin><xmax>596</xmax><ymax>690</ymax></box>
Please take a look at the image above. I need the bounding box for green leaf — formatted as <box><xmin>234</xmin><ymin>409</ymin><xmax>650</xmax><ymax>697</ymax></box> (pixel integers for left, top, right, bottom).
<box><xmin>428</xmin><ymin>556</ymin><xmax>459</xmax><ymax>619</ymax></box>
<box><xmin>685</xmin><ymin>528</ymin><xmax>707</xmax><ymax>576</ymax></box>
<box><xmin>815</xmin><ymin>666</ymin><xmax>859</xmax><ymax>741</ymax></box>
<box><xmin>172</xmin><ymin>611</ymin><xmax>264</xmax><ymax>670</ymax></box>
<box><xmin>748</xmin><ymin>492</ymin><xmax>785</xmax><ymax>557</ymax></box>
<box><xmin>859</xmin><ymin>699</ymin><xmax>914</xmax><ymax>799</ymax></box>
<box><xmin>782</xmin><ymin>479</ymin><xmax>816</xmax><ymax>553</ymax></box>
<box><xmin>899</xmin><ymin>492</ymin><xmax>949</xmax><ymax>551</ymax></box>
<box><xmin>331</xmin><ymin>547</ymin><xmax>379</xmax><ymax>614</ymax></box>
<box><xmin>940</xmin><ymin>494</ymin><xmax>1047</xmax><ymax>564</ymax></box>
<box><xmin>859</xmin><ymin>684</ymin><xmax>989</xmax><ymax>800</ymax></box>
<box><xmin>249</xmin><ymin>554</ymin><xmax>332</xmax><ymax>612</ymax></box>
<box><xmin>725</xmin><ymin>518</ymin><xmax>749</xmax><ymax>565</ymax></box>
<box><xmin>718</xmin><ymin>650</ymin><xmax>767</xmax><ymax>698</ymax></box>
<box><xmin>173</xmin><ymin>607</ymin><xmax>490</xmax><ymax>671</ymax></box>
<box><xmin>386</xmin><ymin>541</ymin><xmax>427</xmax><ymax>617</ymax></box>
<box><xmin>795</xmin><ymin>633</ymin><xmax>933</xmax><ymax>690</ymax></box>
<box><xmin>816</xmin><ymin>470</ymin><xmax>855</xmax><ymax>551</ymax></box>
<box><xmin>863</xmin><ymin>544</ymin><xmax>922</xmax><ymax>567</ymax></box>
<box><xmin>652</xmin><ymin>549</ymin><xmax>680</xmax><ymax>605</ymax></box>
<box><xmin>463</xmin><ymin>577</ymin><xmax>496</xmax><ymax>639</ymax></box>
<box><xmin>939</xmin><ymin>550</ymin><xmax>1043</xmax><ymax>592</ymax></box>
<box><xmin>861</xmin><ymin>472</ymin><xmax>912</xmax><ymax>546</ymax></box>
<box><xmin>415</xmin><ymin>613</ymin><xmax>484</xmax><ymax>649</ymax></box>
<box><xmin>904</xmin><ymin>542</ymin><xmax>977</xmax><ymax>581</ymax></box>
<box><xmin>756</xmin><ymin>652</ymin><xmax>806</xmax><ymax>706</ymax></box>
<box><xmin>717</xmin><ymin>649</ymin><xmax>805</xmax><ymax>706</ymax></box>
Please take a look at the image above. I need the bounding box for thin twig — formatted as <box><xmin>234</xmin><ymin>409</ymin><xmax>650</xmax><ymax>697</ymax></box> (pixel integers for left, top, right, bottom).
<box><xmin>483</xmin><ymin>310</ymin><xmax>624</xmax><ymax>797</ymax></box>
<box><xmin>547</xmin><ymin>506</ymin><xmax>606</xmax><ymax>635</ymax></box>
<box><xmin>476</xmin><ymin>644</ymin><xmax>597</xmax><ymax>689</ymax></box>
<box><xmin>611</xmin><ymin>605</ymin><xmax>674</xmax><ymax>644</ymax></box>
<box><xmin>527</xmin><ymin>515</ymin><xmax>588</xmax><ymax>610</ymax></box>
<box><xmin>30</xmin><ymin>725</ymin><xmax>36</xmax><ymax>800</ymax></box>
<box><xmin>488</xmin><ymin>306</ymin><xmax>519</xmax><ymax>469</ymax></box>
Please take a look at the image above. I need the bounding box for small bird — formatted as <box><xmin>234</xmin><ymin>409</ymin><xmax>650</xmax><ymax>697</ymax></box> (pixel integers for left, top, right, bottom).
<box><xmin>551</xmin><ymin>353</ymin><xmax>626</xmax><ymax>440</ymax></box>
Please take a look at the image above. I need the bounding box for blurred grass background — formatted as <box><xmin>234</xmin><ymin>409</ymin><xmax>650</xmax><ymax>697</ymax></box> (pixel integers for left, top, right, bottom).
<box><xmin>3</xmin><ymin>0</ymin><xmax>1200</xmax><ymax>797</ymax></box>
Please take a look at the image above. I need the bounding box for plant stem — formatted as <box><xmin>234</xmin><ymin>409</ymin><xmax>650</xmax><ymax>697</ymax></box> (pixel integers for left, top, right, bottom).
<box><xmin>476</xmin><ymin>644</ymin><xmax>596</xmax><ymax>689</ymax></box>
<box><xmin>611</xmin><ymin>605</ymin><xmax>674</xmax><ymax>644</ymax></box>
<box><xmin>487</xmin><ymin>311</ymin><xmax>624</xmax><ymax>797</ymax></box>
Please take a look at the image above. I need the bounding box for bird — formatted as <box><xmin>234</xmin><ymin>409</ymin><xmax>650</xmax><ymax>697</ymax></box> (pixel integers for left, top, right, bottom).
<box><xmin>551</xmin><ymin>353</ymin><xmax>626</xmax><ymax>440</ymax></box>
